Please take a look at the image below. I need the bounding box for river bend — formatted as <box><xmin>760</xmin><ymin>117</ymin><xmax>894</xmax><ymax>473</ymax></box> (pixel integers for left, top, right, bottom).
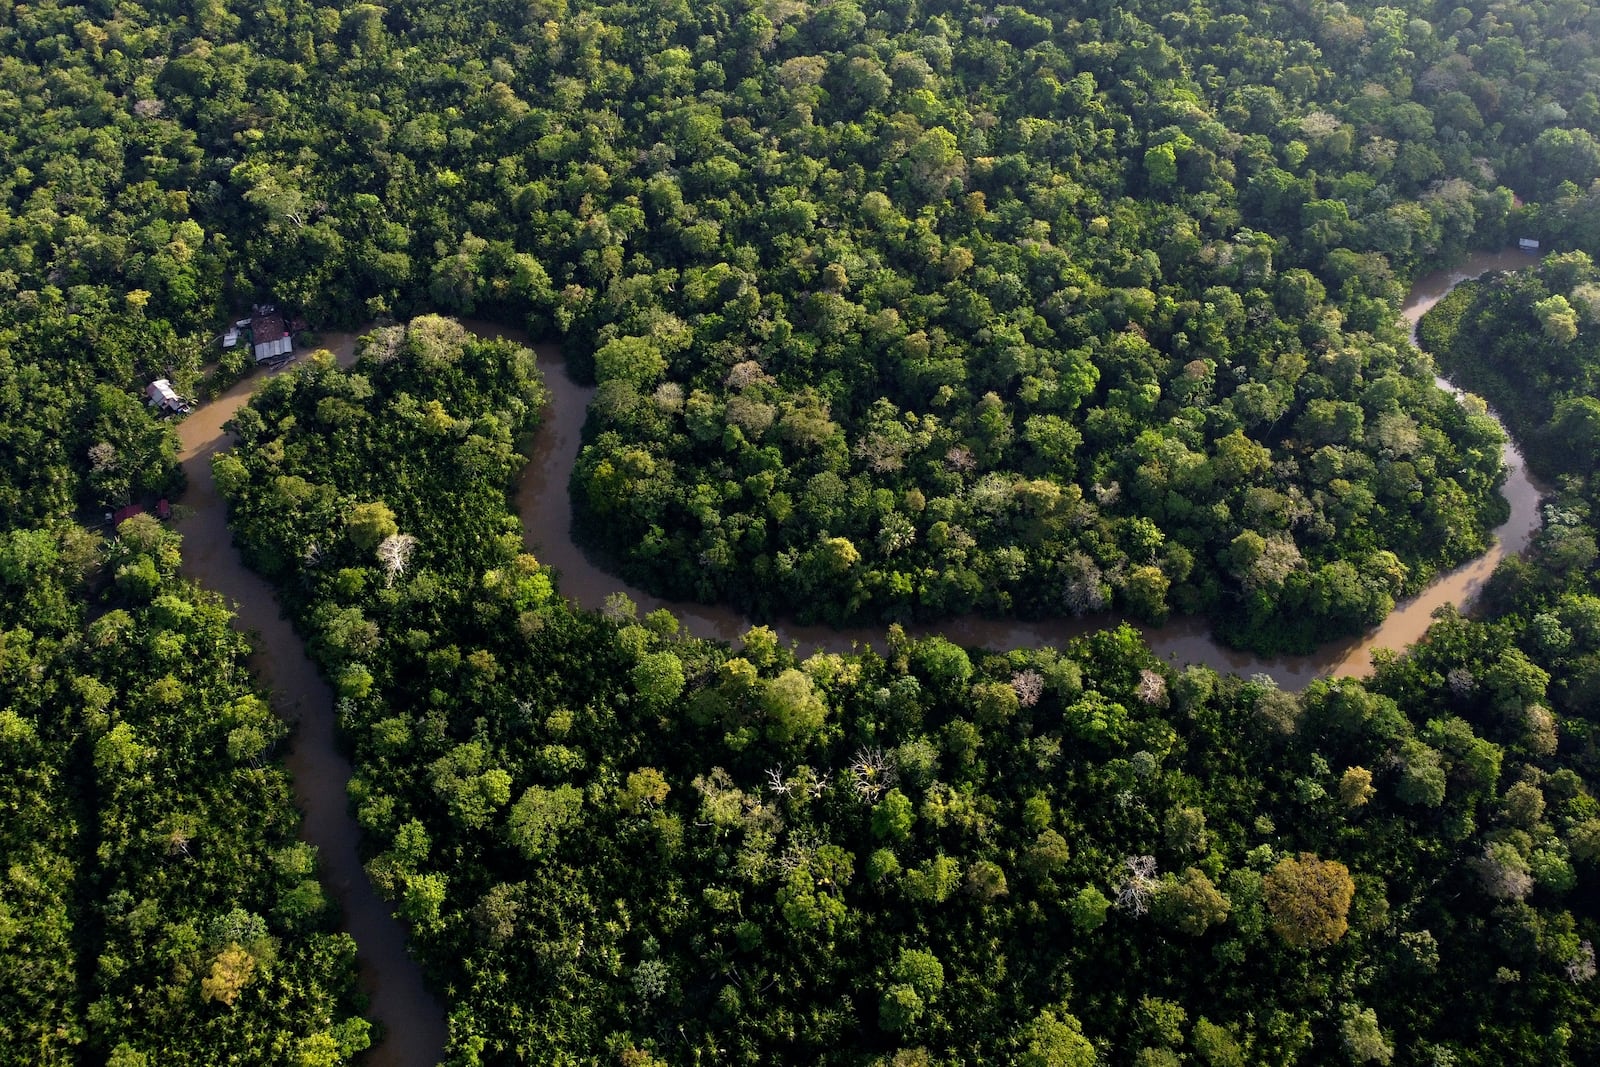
<box><xmin>174</xmin><ymin>338</ymin><xmax>445</xmax><ymax>1067</ymax></box>
<box><xmin>514</xmin><ymin>247</ymin><xmax>1546</xmax><ymax>688</ymax></box>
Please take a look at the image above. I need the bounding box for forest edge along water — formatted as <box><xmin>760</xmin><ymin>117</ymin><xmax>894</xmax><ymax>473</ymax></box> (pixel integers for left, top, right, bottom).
<box><xmin>169</xmin><ymin>249</ymin><xmax>1541</xmax><ymax>1066</ymax></box>
<box><xmin>514</xmin><ymin>246</ymin><xmax>1549</xmax><ymax>689</ymax></box>
<box><xmin>173</xmin><ymin>336</ymin><xmax>445</xmax><ymax>1067</ymax></box>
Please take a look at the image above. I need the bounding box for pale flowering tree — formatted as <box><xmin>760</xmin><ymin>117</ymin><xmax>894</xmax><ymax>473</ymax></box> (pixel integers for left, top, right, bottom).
<box><xmin>1524</xmin><ymin>704</ymin><xmax>1559</xmax><ymax>757</ymax></box>
<box><xmin>376</xmin><ymin>532</ymin><xmax>419</xmax><ymax>586</ymax></box>
<box><xmin>367</xmin><ymin>325</ymin><xmax>405</xmax><ymax>363</ymax></box>
<box><xmin>1472</xmin><ymin>841</ymin><xmax>1534</xmax><ymax>901</ymax></box>
<box><xmin>725</xmin><ymin>360</ymin><xmax>773</xmax><ymax>390</ymax></box>
<box><xmin>88</xmin><ymin>441</ymin><xmax>119</xmax><ymax>472</ymax></box>
<box><xmin>1062</xmin><ymin>552</ymin><xmax>1108</xmax><ymax>615</ymax></box>
<box><xmin>653</xmin><ymin>381</ymin><xmax>685</xmax><ymax>413</ymax></box>
<box><xmin>1137</xmin><ymin>669</ymin><xmax>1168</xmax><ymax>707</ymax></box>
<box><xmin>1010</xmin><ymin>669</ymin><xmax>1044</xmax><ymax>708</ymax></box>
<box><xmin>1300</xmin><ymin>110</ymin><xmax>1340</xmax><ymax>138</ymax></box>
<box><xmin>1246</xmin><ymin>531</ymin><xmax>1302</xmax><ymax>590</ymax></box>
<box><xmin>855</xmin><ymin>427</ymin><xmax>912</xmax><ymax>473</ymax></box>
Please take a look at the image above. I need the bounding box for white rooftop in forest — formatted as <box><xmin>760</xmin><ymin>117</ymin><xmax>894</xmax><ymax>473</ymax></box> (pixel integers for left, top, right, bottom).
<box><xmin>146</xmin><ymin>379</ymin><xmax>188</xmax><ymax>411</ymax></box>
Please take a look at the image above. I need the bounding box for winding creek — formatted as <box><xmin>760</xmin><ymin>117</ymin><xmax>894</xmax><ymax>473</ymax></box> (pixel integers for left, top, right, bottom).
<box><xmin>170</xmin><ymin>249</ymin><xmax>1541</xmax><ymax>1064</ymax></box>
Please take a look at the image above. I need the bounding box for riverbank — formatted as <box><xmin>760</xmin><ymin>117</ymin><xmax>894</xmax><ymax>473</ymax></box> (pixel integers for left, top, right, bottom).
<box><xmin>158</xmin><ymin>248</ymin><xmax>1540</xmax><ymax>1066</ymax></box>
<box><xmin>172</xmin><ymin>341</ymin><xmax>445</xmax><ymax>1067</ymax></box>
<box><xmin>512</xmin><ymin>249</ymin><xmax>1546</xmax><ymax>688</ymax></box>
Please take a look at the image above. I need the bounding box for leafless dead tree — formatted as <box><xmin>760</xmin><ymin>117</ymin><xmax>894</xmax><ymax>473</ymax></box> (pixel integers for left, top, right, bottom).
<box><xmin>849</xmin><ymin>747</ymin><xmax>896</xmax><ymax>802</ymax></box>
<box><xmin>1137</xmin><ymin>668</ymin><xmax>1168</xmax><ymax>706</ymax></box>
<box><xmin>1567</xmin><ymin>940</ymin><xmax>1596</xmax><ymax>983</ymax></box>
<box><xmin>1115</xmin><ymin>855</ymin><xmax>1158</xmax><ymax>916</ymax></box>
<box><xmin>376</xmin><ymin>532</ymin><xmax>419</xmax><ymax>586</ymax></box>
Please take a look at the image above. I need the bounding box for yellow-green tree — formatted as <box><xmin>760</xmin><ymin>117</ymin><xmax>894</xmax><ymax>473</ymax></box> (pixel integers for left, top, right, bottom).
<box><xmin>1263</xmin><ymin>853</ymin><xmax>1355</xmax><ymax>949</ymax></box>
<box><xmin>200</xmin><ymin>943</ymin><xmax>257</xmax><ymax>1006</ymax></box>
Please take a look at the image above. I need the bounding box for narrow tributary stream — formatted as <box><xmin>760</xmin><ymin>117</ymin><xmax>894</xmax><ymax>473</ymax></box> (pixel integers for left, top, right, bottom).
<box><xmin>170</xmin><ymin>250</ymin><xmax>1540</xmax><ymax>1066</ymax></box>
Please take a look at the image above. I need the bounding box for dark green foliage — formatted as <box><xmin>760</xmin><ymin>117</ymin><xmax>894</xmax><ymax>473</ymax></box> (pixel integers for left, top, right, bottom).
<box><xmin>2</xmin><ymin>0</ymin><xmax>1576</xmax><ymax>650</ymax></box>
<box><xmin>0</xmin><ymin>523</ymin><xmax>365</xmax><ymax>1064</ymax></box>
<box><xmin>0</xmin><ymin>293</ymin><xmax>186</xmax><ymax>526</ymax></box>
<box><xmin>1419</xmin><ymin>252</ymin><xmax>1600</xmax><ymax>493</ymax></box>
<box><xmin>6</xmin><ymin>0</ymin><xmax>1600</xmax><ymax>1062</ymax></box>
<box><xmin>541</xmin><ymin>0</ymin><xmax>1533</xmax><ymax>652</ymax></box>
<box><xmin>218</xmin><ymin>316</ymin><xmax>547</xmax><ymax>594</ymax></box>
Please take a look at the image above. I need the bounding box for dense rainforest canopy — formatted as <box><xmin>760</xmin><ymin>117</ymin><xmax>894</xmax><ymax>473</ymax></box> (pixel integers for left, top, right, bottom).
<box><xmin>0</xmin><ymin>516</ymin><xmax>370</xmax><ymax>1063</ymax></box>
<box><xmin>214</xmin><ymin>315</ymin><xmax>1600</xmax><ymax>1065</ymax></box>
<box><xmin>8</xmin><ymin>0</ymin><xmax>1598</xmax><ymax>648</ymax></box>
<box><xmin>2</xmin><ymin>0</ymin><xmax>1600</xmax><ymax>1063</ymax></box>
<box><xmin>1420</xmin><ymin>250</ymin><xmax>1600</xmax><ymax>723</ymax></box>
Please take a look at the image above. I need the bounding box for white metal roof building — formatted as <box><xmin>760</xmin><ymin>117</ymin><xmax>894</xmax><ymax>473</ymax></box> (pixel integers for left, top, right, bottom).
<box><xmin>251</xmin><ymin>309</ymin><xmax>293</xmax><ymax>363</ymax></box>
<box><xmin>146</xmin><ymin>379</ymin><xmax>190</xmax><ymax>413</ymax></box>
<box><xmin>254</xmin><ymin>334</ymin><xmax>293</xmax><ymax>362</ymax></box>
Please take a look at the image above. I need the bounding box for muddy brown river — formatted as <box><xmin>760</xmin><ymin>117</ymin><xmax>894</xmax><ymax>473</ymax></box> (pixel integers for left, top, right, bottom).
<box><xmin>170</xmin><ymin>250</ymin><xmax>1539</xmax><ymax>1066</ymax></box>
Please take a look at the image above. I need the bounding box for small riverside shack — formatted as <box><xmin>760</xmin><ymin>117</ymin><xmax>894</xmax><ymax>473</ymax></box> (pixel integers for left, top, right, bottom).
<box><xmin>251</xmin><ymin>305</ymin><xmax>293</xmax><ymax>363</ymax></box>
<box><xmin>145</xmin><ymin>378</ymin><xmax>192</xmax><ymax>414</ymax></box>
